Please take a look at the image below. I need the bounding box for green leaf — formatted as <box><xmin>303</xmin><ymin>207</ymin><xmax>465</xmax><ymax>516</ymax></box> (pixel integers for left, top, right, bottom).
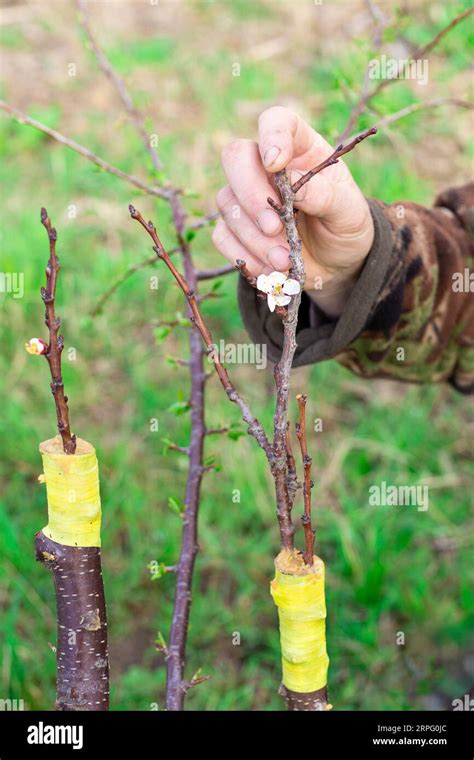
<box><xmin>160</xmin><ymin>437</ymin><xmax>174</xmax><ymax>455</ymax></box>
<box><xmin>228</xmin><ymin>428</ymin><xmax>245</xmax><ymax>441</ymax></box>
<box><xmin>167</xmin><ymin>400</ymin><xmax>190</xmax><ymax>416</ymax></box>
<box><xmin>184</xmin><ymin>229</ymin><xmax>196</xmax><ymax>242</ymax></box>
<box><xmin>148</xmin><ymin>561</ymin><xmax>167</xmax><ymax>580</ymax></box>
<box><xmin>168</xmin><ymin>496</ymin><xmax>185</xmax><ymax>516</ymax></box>
<box><xmin>155</xmin><ymin>631</ymin><xmax>167</xmax><ymax>650</ymax></box>
<box><xmin>154</xmin><ymin>326</ymin><xmax>171</xmax><ymax>343</ymax></box>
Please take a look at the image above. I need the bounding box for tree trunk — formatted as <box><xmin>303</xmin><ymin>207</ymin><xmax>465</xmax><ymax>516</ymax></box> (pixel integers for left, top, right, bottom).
<box><xmin>36</xmin><ymin>436</ymin><xmax>109</xmax><ymax>710</ymax></box>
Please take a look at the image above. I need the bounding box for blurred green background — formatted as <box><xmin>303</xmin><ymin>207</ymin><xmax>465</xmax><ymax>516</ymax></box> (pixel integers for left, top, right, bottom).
<box><xmin>0</xmin><ymin>0</ymin><xmax>473</xmax><ymax>710</ymax></box>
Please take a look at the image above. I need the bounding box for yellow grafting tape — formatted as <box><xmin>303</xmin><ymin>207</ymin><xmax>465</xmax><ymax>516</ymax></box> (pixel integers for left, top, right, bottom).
<box><xmin>270</xmin><ymin>550</ymin><xmax>329</xmax><ymax>693</ymax></box>
<box><xmin>39</xmin><ymin>436</ymin><xmax>101</xmax><ymax>548</ymax></box>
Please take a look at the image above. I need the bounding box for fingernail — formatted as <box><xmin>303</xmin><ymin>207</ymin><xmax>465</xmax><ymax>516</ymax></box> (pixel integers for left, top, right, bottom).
<box><xmin>257</xmin><ymin>208</ymin><xmax>282</xmax><ymax>235</ymax></box>
<box><xmin>263</xmin><ymin>145</ymin><xmax>281</xmax><ymax>168</ymax></box>
<box><xmin>267</xmin><ymin>245</ymin><xmax>290</xmax><ymax>270</ymax></box>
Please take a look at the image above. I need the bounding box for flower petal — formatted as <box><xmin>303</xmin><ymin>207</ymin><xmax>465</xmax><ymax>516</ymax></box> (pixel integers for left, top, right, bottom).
<box><xmin>275</xmin><ymin>295</ymin><xmax>291</xmax><ymax>306</ymax></box>
<box><xmin>268</xmin><ymin>271</ymin><xmax>287</xmax><ymax>286</ymax></box>
<box><xmin>257</xmin><ymin>274</ymin><xmax>270</xmax><ymax>293</ymax></box>
<box><xmin>283</xmin><ymin>278</ymin><xmax>300</xmax><ymax>295</ymax></box>
<box><xmin>25</xmin><ymin>338</ymin><xmax>47</xmax><ymax>355</ymax></box>
<box><xmin>267</xmin><ymin>294</ymin><xmax>277</xmax><ymax>312</ymax></box>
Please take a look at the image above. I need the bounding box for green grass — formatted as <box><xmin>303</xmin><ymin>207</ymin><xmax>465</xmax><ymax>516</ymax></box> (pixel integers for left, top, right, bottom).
<box><xmin>0</xmin><ymin>1</ymin><xmax>472</xmax><ymax>711</ymax></box>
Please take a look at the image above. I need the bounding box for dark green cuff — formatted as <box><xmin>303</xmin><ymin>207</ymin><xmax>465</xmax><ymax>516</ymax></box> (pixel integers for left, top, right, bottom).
<box><xmin>237</xmin><ymin>199</ymin><xmax>394</xmax><ymax>367</ymax></box>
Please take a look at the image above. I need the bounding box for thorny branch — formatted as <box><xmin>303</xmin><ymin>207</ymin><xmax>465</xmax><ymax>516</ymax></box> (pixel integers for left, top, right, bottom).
<box><xmin>40</xmin><ymin>208</ymin><xmax>76</xmax><ymax>455</ymax></box>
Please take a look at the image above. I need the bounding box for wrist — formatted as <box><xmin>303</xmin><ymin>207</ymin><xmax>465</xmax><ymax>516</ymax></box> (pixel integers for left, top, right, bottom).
<box><xmin>306</xmin><ymin>265</ymin><xmax>363</xmax><ymax>318</ymax></box>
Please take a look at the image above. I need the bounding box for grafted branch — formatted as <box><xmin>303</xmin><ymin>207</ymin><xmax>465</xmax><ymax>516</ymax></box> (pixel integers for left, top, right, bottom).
<box><xmin>295</xmin><ymin>394</ymin><xmax>315</xmax><ymax>566</ymax></box>
<box><xmin>285</xmin><ymin>422</ymin><xmax>300</xmax><ymax>509</ymax></box>
<box><xmin>266</xmin><ymin>126</ymin><xmax>376</xmax><ymax>553</ymax></box>
<box><xmin>40</xmin><ymin>208</ymin><xmax>76</xmax><ymax>455</ymax></box>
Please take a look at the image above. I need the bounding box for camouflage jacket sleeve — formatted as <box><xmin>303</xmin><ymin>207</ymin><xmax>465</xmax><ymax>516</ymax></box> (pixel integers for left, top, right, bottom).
<box><xmin>237</xmin><ymin>183</ymin><xmax>474</xmax><ymax>394</ymax></box>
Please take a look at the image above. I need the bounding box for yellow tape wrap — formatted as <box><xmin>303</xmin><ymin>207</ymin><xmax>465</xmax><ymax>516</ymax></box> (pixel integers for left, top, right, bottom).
<box><xmin>270</xmin><ymin>551</ymin><xmax>329</xmax><ymax>693</ymax></box>
<box><xmin>39</xmin><ymin>436</ymin><xmax>101</xmax><ymax>548</ymax></box>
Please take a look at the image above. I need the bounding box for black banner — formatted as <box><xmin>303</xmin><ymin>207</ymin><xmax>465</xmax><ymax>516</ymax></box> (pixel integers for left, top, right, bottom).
<box><xmin>0</xmin><ymin>709</ymin><xmax>472</xmax><ymax>757</ymax></box>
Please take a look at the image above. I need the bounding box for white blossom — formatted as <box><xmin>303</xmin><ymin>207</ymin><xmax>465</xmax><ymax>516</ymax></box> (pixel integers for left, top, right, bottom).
<box><xmin>256</xmin><ymin>271</ymin><xmax>300</xmax><ymax>312</ymax></box>
<box><xmin>25</xmin><ymin>337</ymin><xmax>47</xmax><ymax>355</ymax></box>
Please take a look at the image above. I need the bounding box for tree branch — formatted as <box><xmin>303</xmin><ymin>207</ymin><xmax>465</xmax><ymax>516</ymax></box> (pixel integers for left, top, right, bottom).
<box><xmin>0</xmin><ymin>101</ymin><xmax>169</xmax><ymax>200</ymax></box>
<box><xmin>129</xmin><ymin>205</ymin><xmax>273</xmax><ymax>464</ymax></box>
<box><xmin>91</xmin><ymin>255</ymin><xmax>157</xmax><ymax>316</ymax></box>
<box><xmin>337</xmin><ymin>6</ymin><xmax>473</xmax><ymax>142</ymax></box>
<box><xmin>285</xmin><ymin>422</ymin><xmax>300</xmax><ymax>509</ymax></box>
<box><xmin>39</xmin><ymin>208</ymin><xmax>76</xmax><ymax>455</ymax></box>
<box><xmin>295</xmin><ymin>394</ymin><xmax>315</xmax><ymax>566</ymax></box>
<box><xmin>289</xmin><ymin>127</ymin><xmax>377</xmax><ymax>197</ymax></box>
<box><xmin>361</xmin><ymin>97</ymin><xmax>473</xmax><ymax>135</ymax></box>
<box><xmin>76</xmin><ymin>0</ymin><xmax>163</xmax><ymax>173</ymax></box>
<box><xmin>196</xmin><ymin>264</ymin><xmax>235</xmax><ymax>281</ymax></box>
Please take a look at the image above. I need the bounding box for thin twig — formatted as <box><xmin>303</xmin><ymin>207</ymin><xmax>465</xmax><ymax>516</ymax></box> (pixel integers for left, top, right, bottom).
<box><xmin>77</xmin><ymin>0</ymin><xmax>163</xmax><ymax>173</ymax></box>
<box><xmin>205</xmin><ymin>427</ymin><xmax>230</xmax><ymax>436</ymax></box>
<box><xmin>183</xmin><ymin>670</ymin><xmax>210</xmax><ymax>693</ymax></box>
<box><xmin>167</xmin><ymin>443</ymin><xmax>190</xmax><ymax>456</ymax></box>
<box><xmin>337</xmin><ymin>6</ymin><xmax>473</xmax><ymax>141</ymax></box>
<box><xmin>129</xmin><ymin>206</ymin><xmax>274</xmax><ymax>462</ymax></box>
<box><xmin>285</xmin><ymin>422</ymin><xmax>299</xmax><ymax>509</ymax></box>
<box><xmin>235</xmin><ymin>259</ymin><xmax>258</xmax><ymax>288</ymax></box>
<box><xmin>295</xmin><ymin>394</ymin><xmax>314</xmax><ymax>566</ymax></box>
<box><xmin>91</xmin><ymin>255</ymin><xmax>157</xmax><ymax>316</ymax></box>
<box><xmin>360</xmin><ymin>97</ymin><xmax>473</xmax><ymax>135</ymax></box>
<box><xmin>0</xmin><ymin>101</ymin><xmax>169</xmax><ymax>200</ymax></box>
<box><xmin>289</xmin><ymin>127</ymin><xmax>377</xmax><ymax>197</ymax></box>
<box><xmin>91</xmin><ymin>246</ymin><xmax>184</xmax><ymax>316</ymax></box>
<box><xmin>189</xmin><ymin>211</ymin><xmax>220</xmax><ymax>231</ymax></box>
<box><xmin>40</xmin><ymin>208</ymin><xmax>76</xmax><ymax>455</ymax></box>
<box><xmin>338</xmin><ymin>0</ymin><xmax>389</xmax><ymax>142</ymax></box>
<box><xmin>196</xmin><ymin>264</ymin><xmax>235</xmax><ymax>281</ymax></box>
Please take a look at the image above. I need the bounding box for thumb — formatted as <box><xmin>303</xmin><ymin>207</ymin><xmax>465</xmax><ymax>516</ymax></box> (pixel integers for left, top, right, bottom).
<box><xmin>258</xmin><ymin>106</ymin><xmax>334</xmax><ymax>174</ymax></box>
<box><xmin>257</xmin><ymin>107</ymin><xmax>307</xmax><ymax>172</ymax></box>
<box><xmin>289</xmin><ymin>169</ymin><xmax>337</xmax><ymax>220</ymax></box>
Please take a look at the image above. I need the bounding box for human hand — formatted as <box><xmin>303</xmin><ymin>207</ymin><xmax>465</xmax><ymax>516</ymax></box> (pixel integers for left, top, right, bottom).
<box><xmin>213</xmin><ymin>106</ymin><xmax>374</xmax><ymax>317</ymax></box>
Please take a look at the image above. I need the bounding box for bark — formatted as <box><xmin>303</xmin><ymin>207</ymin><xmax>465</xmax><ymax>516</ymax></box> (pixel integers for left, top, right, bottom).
<box><xmin>35</xmin><ymin>531</ymin><xmax>109</xmax><ymax>711</ymax></box>
<box><xmin>165</xmin><ymin>232</ymin><xmax>206</xmax><ymax>711</ymax></box>
<box><xmin>280</xmin><ymin>685</ymin><xmax>330</xmax><ymax>711</ymax></box>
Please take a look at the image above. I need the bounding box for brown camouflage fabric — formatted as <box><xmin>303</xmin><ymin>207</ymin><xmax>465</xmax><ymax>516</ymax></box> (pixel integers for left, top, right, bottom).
<box><xmin>237</xmin><ymin>183</ymin><xmax>474</xmax><ymax>394</ymax></box>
